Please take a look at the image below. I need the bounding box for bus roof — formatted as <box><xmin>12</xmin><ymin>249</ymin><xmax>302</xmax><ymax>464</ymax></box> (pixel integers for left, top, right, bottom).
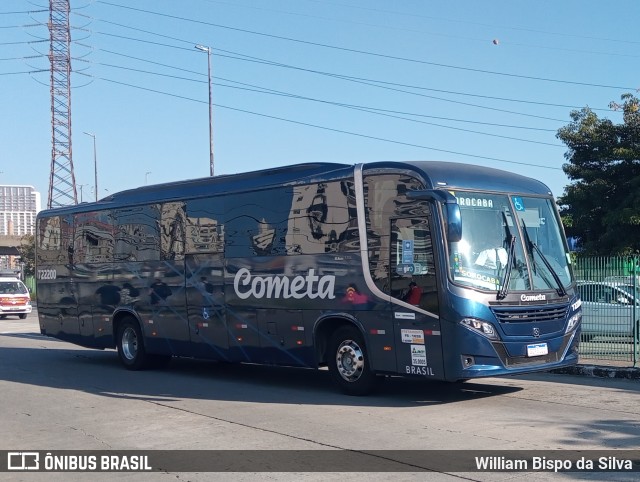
<box><xmin>38</xmin><ymin>162</ymin><xmax>352</xmax><ymax>217</ymax></box>
<box><xmin>37</xmin><ymin>160</ymin><xmax>552</xmax><ymax>217</ymax></box>
<box><xmin>379</xmin><ymin>161</ymin><xmax>553</xmax><ymax>195</ymax></box>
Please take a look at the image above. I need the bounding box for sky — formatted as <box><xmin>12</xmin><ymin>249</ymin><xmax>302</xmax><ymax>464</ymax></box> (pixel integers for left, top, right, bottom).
<box><xmin>1</xmin><ymin>0</ymin><xmax>638</xmax><ymax>208</ymax></box>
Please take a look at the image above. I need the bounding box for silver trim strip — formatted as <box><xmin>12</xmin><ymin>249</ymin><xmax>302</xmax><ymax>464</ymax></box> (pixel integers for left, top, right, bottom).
<box><xmin>354</xmin><ymin>164</ymin><xmax>439</xmax><ymax>319</ymax></box>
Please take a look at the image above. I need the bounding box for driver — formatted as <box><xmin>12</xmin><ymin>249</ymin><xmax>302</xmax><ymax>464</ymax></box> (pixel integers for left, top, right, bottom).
<box><xmin>473</xmin><ymin>211</ymin><xmax>509</xmax><ymax>270</ymax></box>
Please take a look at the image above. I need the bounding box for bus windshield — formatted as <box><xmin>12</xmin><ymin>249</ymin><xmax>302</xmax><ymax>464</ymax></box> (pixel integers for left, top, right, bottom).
<box><xmin>449</xmin><ymin>192</ymin><xmax>573</xmax><ymax>293</ymax></box>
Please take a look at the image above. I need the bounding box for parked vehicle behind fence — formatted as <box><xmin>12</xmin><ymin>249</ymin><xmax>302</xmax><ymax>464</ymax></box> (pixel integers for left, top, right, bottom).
<box><xmin>576</xmin><ymin>281</ymin><xmax>639</xmax><ymax>339</ymax></box>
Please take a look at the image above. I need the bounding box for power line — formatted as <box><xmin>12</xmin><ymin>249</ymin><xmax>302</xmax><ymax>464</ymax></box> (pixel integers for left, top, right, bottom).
<box><xmin>0</xmin><ymin>24</ymin><xmax>42</xmax><ymax>29</ymax></box>
<box><xmin>210</xmin><ymin>49</ymin><xmax>570</xmax><ymax>123</ymax></box>
<box><xmin>0</xmin><ymin>69</ymin><xmax>48</xmax><ymax>76</ymax></box>
<box><xmin>95</xmin><ymin>47</ymin><xmax>557</xmax><ymax>132</ymax></box>
<box><xmin>97</xmin><ymin>0</ymin><xmax>637</xmax><ymax>91</ymax></box>
<box><xmin>80</xmin><ymin>56</ymin><xmax>560</xmax><ymax>146</ymax></box>
<box><xmin>301</xmin><ymin>0</ymin><xmax>640</xmax><ymax>46</ymax></box>
<box><xmin>75</xmin><ymin>70</ymin><xmax>564</xmax><ymax>171</ymax></box>
<box><xmin>199</xmin><ymin>0</ymin><xmax>640</xmax><ymax>59</ymax></box>
<box><xmin>90</xmin><ymin>30</ymin><xmax>570</xmax><ymax>123</ymax></box>
<box><xmin>0</xmin><ymin>54</ymin><xmax>46</xmax><ymax>61</ymax></box>
<box><xmin>86</xmin><ymin>17</ymin><xmax>615</xmax><ymax>118</ymax></box>
<box><xmin>0</xmin><ymin>39</ymin><xmax>47</xmax><ymax>46</ymax></box>
<box><xmin>6</xmin><ymin>7</ymin><xmax>572</xmax><ymax>148</ymax></box>
<box><xmin>68</xmin><ymin>21</ymin><xmax>578</xmax><ymax>140</ymax></box>
<box><xmin>0</xmin><ymin>9</ymin><xmax>48</xmax><ymax>15</ymax></box>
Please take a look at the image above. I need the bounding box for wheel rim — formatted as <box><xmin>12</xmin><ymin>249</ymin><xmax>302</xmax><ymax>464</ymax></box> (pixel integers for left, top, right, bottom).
<box><xmin>336</xmin><ymin>339</ymin><xmax>365</xmax><ymax>383</ymax></box>
<box><xmin>121</xmin><ymin>326</ymin><xmax>138</xmax><ymax>361</ymax></box>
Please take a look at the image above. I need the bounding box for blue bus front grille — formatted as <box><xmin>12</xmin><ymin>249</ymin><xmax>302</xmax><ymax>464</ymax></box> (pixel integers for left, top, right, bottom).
<box><xmin>491</xmin><ymin>304</ymin><xmax>569</xmax><ymax>324</ymax></box>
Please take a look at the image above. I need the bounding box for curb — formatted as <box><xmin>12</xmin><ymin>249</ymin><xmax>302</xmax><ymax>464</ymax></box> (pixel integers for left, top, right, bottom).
<box><xmin>551</xmin><ymin>364</ymin><xmax>640</xmax><ymax>380</ymax></box>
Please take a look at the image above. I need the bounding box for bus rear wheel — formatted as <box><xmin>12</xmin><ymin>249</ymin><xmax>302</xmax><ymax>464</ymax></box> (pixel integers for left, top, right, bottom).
<box><xmin>328</xmin><ymin>325</ymin><xmax>377</xmax><ymax>396</ymax></box>
<box><xmin>117</xmin><ymin>317</ymin><xmax>148</xmax><ymax>370</ymax></box>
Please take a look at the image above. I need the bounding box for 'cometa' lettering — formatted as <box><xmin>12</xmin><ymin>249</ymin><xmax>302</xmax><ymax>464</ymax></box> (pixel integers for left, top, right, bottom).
<box><xmin>234</xmin><ymin>268</ymin><xmax>336</xmax><ymax>300</ymax></box>
<box><xmin>521</xmin><ymin>293</ymin><xmax>546</xmax><ymax>302</ymax></box>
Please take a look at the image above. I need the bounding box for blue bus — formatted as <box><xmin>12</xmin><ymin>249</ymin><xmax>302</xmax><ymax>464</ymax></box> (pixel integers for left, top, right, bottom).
<box><xmin>35</xmin><ymin>162</ymin><xmax>581</xmax><ymax>395</ymax></box>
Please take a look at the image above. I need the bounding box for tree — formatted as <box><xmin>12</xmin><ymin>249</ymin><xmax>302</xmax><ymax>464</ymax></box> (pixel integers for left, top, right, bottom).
<box><xmin>18</xmin><ymin>234</ymin><xmax>35</xmax><ymax>277</ymax></box>
<box><xmin>557</xmin><ymin>93</ymin><xmax>640</xmax><ymax>255</ymax></box>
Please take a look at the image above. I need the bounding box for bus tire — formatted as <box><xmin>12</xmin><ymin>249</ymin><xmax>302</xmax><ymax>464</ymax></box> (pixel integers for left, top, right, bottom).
<box><xmin>328</xmin><ymin>325</ymin><xmax>377</xmax><ymax>396</ymax></box>
<box><xmin>116</xmin><ymin>317</ymin><xmax>148</xmax><ymax>370</ymax></box>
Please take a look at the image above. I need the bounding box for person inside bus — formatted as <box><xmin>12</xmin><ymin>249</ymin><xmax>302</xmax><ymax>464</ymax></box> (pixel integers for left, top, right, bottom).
<box><xmin>402</xmin><ymin>281</ymin><xmax>422</xmax><ymax>306</ymax></box>
<box><xmin>472</xmin><ymin>211</ymin><xmax>509</xmax><ymax>270</ymax></box>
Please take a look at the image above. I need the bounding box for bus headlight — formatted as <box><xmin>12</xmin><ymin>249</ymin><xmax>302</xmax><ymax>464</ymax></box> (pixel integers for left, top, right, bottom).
<box><xmin>566</xmin><ymin>311</ymin><xmax>581</xmax><ymax>333</ymax></box>
<box><xmin>460</xmin><ymin>318</ymin><xmax>499</xmax><ymax>340</ymax></box>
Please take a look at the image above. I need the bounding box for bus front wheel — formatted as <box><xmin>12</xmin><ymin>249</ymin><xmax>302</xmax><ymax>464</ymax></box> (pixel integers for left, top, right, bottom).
<box><xmin>116</xmin><ymin>317</ymin><xmax>148</xmax><ymax>370</ymax></box>
<box><xmin>328</xmin><ymin>325</ymin><xmax>377</xmax><ymax>396</ymax></box>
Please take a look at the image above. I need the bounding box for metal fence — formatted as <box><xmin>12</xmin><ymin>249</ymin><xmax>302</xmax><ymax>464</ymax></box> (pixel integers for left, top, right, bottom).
<box><xmin>573</xmin><ymin>256</ymin><xmax>639</xmax><ymax>366</ymax></box>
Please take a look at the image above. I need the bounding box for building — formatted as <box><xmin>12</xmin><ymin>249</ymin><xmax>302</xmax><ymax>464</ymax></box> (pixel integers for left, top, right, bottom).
<box><xmin>0</xmin><ymin>185</ymin><xmax>41</xmax><ymax>273</ymax></box>
<box><xmin>0</xmin><ymin>185</ymin><xmax>41</xmax><ymax>236</ymax></box>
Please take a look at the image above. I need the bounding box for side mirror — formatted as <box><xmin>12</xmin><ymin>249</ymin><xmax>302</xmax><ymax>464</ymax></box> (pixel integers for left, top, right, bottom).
<box><xmin>407</xmin><ymin>189</ymin><xmax>462</xmax><ymax>243</ymax></box>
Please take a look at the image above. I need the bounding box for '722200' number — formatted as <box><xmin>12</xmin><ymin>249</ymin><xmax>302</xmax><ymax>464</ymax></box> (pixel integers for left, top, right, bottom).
<box><xmin>37</xmin><ymin>269</ymin><xmax>57</xmax><ymax>280</ymax></box>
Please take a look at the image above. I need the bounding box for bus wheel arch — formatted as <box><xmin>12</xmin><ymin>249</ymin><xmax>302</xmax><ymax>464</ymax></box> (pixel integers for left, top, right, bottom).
<box><xmin>314</xmin><ymin>315</ymin><xmax>362</xmax><ymax>366</ymax></box>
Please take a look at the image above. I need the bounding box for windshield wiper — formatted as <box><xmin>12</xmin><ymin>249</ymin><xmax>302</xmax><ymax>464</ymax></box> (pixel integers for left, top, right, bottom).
<box><xmin>497</xmin><ymin>212</ymin><xmax>516</xmax><ymax>300</ymax></box>
<box><xmin>521</xmin><ymin>220</ymin><xmax>567</xmax><ymax>297</ymax></box>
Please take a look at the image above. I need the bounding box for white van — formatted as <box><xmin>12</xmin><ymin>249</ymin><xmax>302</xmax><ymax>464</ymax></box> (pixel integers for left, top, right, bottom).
<box><xmin>0</xmin><ymin>277</ymin><xmax>32</xmax><ymax>319</ymax></box>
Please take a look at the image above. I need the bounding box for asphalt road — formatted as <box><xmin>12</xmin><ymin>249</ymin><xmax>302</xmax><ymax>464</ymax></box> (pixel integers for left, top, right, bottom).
<box><xmin>1</xmin><ymin>311</ymin><xmax>639</xmax><ymax>481</ymax></box>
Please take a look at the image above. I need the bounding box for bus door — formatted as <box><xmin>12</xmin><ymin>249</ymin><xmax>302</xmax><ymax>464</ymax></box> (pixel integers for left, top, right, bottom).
<box><xmin>185</xmin><ymin>254</ymin><xmax>228</xmax><ymax>360</ymax></box>
<box><xmin>389</xmin><ymin>217</ymin><xmax>445</xmax><ymax>379</ymax></box>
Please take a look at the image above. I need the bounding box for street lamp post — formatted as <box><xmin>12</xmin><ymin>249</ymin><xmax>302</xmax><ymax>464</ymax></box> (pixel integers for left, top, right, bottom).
<box><xmin>195</xmin><ymin>44</ymin><xmax>214</xmax><ymax>176</ymax></box>
<box><xmin>83</xmin><ymin>131</ymin><xmax>98</xmax><ymax>202</ymax></box>
<box><xmin>78</xmin><ymin>184</ymin><xmax>88</xmax><ymax>203</ymax></box>
<box><xmin>145</xmin><ymin>171</ymin><xmax>151</xmax><ymax>185</ymax></box>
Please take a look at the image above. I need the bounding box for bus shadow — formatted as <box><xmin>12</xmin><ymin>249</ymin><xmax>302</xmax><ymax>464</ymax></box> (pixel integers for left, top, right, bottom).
<box><xmin>128</xmin><ymin>355</ymin><xmax>524</xmax><ymax>407</ymax></box>
<box><xmin>0</xmin><ymin>340</ymin><xmax>522</xmax><ymax>407</ymax></box>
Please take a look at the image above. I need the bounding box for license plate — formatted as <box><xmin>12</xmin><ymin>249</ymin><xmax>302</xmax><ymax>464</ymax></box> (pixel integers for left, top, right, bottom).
<box><xmin>527</xmin><ymin>343</ymin><xmax>548</xmax><ymax>357</ymax></box>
